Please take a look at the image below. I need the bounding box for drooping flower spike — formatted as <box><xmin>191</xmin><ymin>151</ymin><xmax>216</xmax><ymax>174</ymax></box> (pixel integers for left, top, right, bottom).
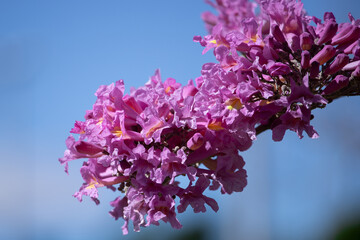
<box><xmin>60</xmin><ymin>0</ymin><xmax>360</xmax><ymax>234</ymax></box>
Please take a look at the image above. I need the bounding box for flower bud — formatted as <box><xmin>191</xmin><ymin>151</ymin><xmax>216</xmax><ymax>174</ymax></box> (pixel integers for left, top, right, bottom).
<box><xmin>322</xmin><ymin>75</ymin><xmax>349</xmax><ymax>95</ymax></box>
<box><xmin>342</xmin><ymin>60</ymin><xmax>360</xmax><ymax>71</ymax></box>
<box><xmin>310</xmin><ymin>45</ymin><xmax>336</xmax><ymax>65</ymax></box>
<box><xmin>324</xmin><ymin>53</ymin><xmax>349</xmax><ymax>75</ymax></box>
<box><xmin>301</xmin><ymin>51</ymin><xmax>310</xmax><ymax>69</ymax></box>
<box><xmin>317</xmin><ymin>21</ymin><xmax>338</xmax><ymax>45</ymax></box>
<box><xmin>300</xmin><ymin>32</ymin><xmax>313</xmax><ymax>50</ymax></box>
<box><xmin>271</xmin><ymin>24</ymin><xmax>286</xmax><ymax>43</ymax></box>
<box><xmin>75</xmin><ymin>141</ymin><xmax>104</xmax><ymax>156</ymax></box>
<box><xmin>331</xmin><ymin>25</ymin><xmax>360</xmax><ymax>45</ymax></box>
<box><xmin>310</xmin><ymin>61</ymin><xmax>320</xmax><ymax>78</ymax></box>
<box><xmin>307</xmin><ymin>26</ymin><xmax>317</xmax><ymax>39</ymax></box>
<box><xmin>343</xmin><ymin>40</ymin><xmax>360</xmax><ymax>54</ymax></box>
<box><xmin>288</xmin><ymin>33</ymin><xmax>300</xmax><ymax>52</ymax></box>
<box><xmin>201</xmin><ymin>11</ymin><xmax>217</xmax><ymax>27</ymax></box>
<box><xmin>331</xmin><ymin>24</ymin><xmax>352</xmax><ymax>43</ymax></box>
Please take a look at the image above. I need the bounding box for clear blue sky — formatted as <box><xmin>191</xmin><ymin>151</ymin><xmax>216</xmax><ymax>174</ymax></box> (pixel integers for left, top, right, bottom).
<box><xmin>1</xmin><ymin>1</ymin><xmax>360</xmax><ymax>239</ymax></box>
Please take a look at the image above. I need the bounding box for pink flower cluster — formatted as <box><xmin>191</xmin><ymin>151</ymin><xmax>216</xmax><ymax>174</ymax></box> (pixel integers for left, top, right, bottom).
<box><xmin>59</xmin><ymin>72</ymin><xmax>247</xmax><ymax>234</ymax></box>
<box><xmin>198</xmin><ymin>0</ymin><xmax>360</xmax><ymax>140</ymax></box>
<box><xmin>60</xmin><ymin>0</ymin><xmax>360</xmax><ymax>234</ymax></box>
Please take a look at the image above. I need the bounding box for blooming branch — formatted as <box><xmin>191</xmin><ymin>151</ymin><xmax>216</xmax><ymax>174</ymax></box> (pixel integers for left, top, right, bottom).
<box><xmin>59</xmin><ymin>0</ymin><xmax>360</xmax><ymax>234</ymax></box>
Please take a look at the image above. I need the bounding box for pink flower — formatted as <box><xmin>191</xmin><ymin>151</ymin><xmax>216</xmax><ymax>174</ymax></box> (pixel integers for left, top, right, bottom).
<box><xmin>60</xmin><ymin>0</ymin><xmax>360</xmax><ymax>234</ymax></box>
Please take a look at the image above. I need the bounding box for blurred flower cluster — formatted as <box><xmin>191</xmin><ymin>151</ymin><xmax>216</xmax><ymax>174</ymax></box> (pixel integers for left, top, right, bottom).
<box><xmin>60</xmin><ymin>0</ymin><xmax>360</xmax><ymax>234</ymax></box>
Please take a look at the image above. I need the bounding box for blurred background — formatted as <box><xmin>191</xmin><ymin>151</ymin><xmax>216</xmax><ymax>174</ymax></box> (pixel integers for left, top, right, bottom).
<box><xmin>1</xmin><ymin>0</ymin><xmax>360</xmax><ymax>239</ymax></box>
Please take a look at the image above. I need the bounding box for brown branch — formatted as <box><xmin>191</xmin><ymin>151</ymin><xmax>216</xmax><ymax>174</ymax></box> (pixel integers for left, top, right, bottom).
<box><xmin>255</xmin><ymin>116</ymin><xmax>277</xmax><ymax>136</ymax></box>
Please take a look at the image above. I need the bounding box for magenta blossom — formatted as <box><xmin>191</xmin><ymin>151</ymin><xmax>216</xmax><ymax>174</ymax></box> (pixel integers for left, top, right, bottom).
<box><xmin>60</xmin><ymin>0</ymin><xmax>360</xmax><ymax>235</ymax></box>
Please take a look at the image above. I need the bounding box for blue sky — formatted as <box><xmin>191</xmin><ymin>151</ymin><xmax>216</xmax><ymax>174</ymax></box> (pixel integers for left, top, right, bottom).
<box><xmin>1</xmin><ymin>1</ymin><xmax>360</xmax><ymax>239</ymax></box>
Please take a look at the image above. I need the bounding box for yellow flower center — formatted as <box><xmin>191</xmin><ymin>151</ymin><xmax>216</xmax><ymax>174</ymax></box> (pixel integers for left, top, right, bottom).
<box><xmin>225</xmin><ymin>98</ymin><xmax>243</xmax><ymax>110</ymax></box>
